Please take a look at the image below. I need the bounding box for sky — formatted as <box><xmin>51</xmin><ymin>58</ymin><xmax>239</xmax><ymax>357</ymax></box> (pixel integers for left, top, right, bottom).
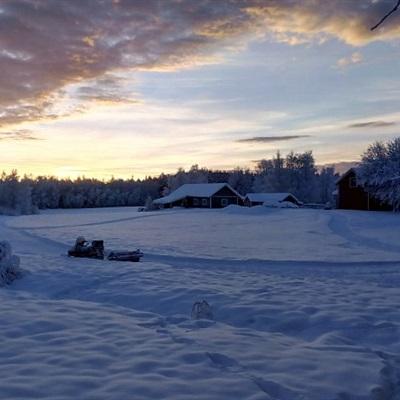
<box><xmin>1</xmin><ymin>0</ymin><xmax>400</xmax><ymax>179</ymax></box>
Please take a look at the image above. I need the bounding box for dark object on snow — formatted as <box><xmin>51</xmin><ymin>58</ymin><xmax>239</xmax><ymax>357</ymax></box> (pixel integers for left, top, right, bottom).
<box><xmin>68</xmin><ymin>237</ymin><xmax>143</xmax><ymax>262</ymax></box>
<box><xmin>68</xmin><ymin>238</ymin><xmax>104</xmax><ymax>259</ymax></box>
<box><xmin>107</xmin><ymin>250</ymin><xmax>144</xmax><ymax>262</ymax></box>
<box><xmin>191</xmin><ymin>300</ymin><xmax>213</xmax><ymax>320</ymax></box>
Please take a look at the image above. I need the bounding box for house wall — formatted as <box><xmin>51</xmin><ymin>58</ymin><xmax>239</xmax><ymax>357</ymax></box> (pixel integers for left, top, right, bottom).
<box><xmin>245</xmin><ymin>199</ymin><xmax>262</xmax><ymax>207</ymax></box>
<box><xmin>211</xmin><ymin>187</ymin><xmax>242</xmax><ymax>208</ymax></box>
<box><xmin>188</xmin><ymin>197</ymin><xmax>210</xmax><ymax>208</ymax></box>
<box><xmin>167</xmin><ymin>197</ymin><xmax>210</xmax><ymax>208</ymax></box>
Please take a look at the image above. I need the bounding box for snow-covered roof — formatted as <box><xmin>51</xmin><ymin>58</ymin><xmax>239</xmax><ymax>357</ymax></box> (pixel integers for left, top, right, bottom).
<box><xmin>245</xmin><ymin>192</ymin><xmax>300</xmax><ymax>204</ymax></box>
<box><xmin>335</xmin><ymin>167</ymin><xmax>359</xmax><ymax>185</ymax></box>
<box><xmin>153</xmin><ymin>183</ymin><xmax>242</xmax><ymax>205</ymax></box>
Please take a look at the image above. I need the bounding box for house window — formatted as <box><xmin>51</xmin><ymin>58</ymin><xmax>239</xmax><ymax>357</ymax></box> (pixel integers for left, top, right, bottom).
<box><xmin>221</xmin><ymin>198</ymin><xmax>229</xmax><ymax>207</ymax></box>
<box><xmin>349</xmin><ymin>176</ymin><xmax>357</xmax><ymax>188</ymax></box>
<box><xmin>193</xmin><ymin>198</ymin><xmax>199</xmax><ymax>206</ymax></box>
<box><xmin>202</xmin><ymin>198</ymin><xmax>208</xmax><ymax>206</ymax></box>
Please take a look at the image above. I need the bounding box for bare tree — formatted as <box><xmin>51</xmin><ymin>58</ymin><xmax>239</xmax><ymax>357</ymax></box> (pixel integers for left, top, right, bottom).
<box><xmin>371</xmin><ymin>0</ymin><xmax>400</xmax><ymax>30</ymax></box>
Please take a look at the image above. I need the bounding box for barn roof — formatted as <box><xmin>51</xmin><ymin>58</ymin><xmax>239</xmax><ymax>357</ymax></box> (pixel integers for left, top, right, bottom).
<box><xmin>335</xmin><ymin>167</ymin><xmax>358</xmax><ymax>185</ymax></box>
<box><xmin>153</xmin><ymin>183</ymin><xmax>242</xmax><ymax>205</ymax></box>
<box><xmin>245</xmin><ymin>192</ymin><xmax>301</xmax><ymax>204</ymax></box>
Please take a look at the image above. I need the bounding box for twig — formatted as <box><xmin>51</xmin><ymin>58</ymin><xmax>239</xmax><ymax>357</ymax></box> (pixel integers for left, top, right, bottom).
<box><xmin>371</xmin><ymin>0</ymin><xmax>400</xmax><ymax>31</ymax></box>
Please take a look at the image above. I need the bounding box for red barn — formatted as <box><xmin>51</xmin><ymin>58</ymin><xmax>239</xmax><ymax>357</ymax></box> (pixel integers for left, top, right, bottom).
<box><xmin>335</xmin><ymin>169</ymin><xmax>392</xmax><ymax>211</ymax></box>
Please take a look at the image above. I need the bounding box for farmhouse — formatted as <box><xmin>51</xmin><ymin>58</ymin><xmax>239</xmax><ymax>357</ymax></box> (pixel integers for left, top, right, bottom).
<box><xmin>244</xmin><ymin>192</ymin><xmax>301</xmax><ymax>207</ymax></box>
<box><xmin>153</xmin><ymin>183</ymin><xmax>243</xmax><ymax>209</ymax></box>
<box><xmin>335</xmin><ymin>168</ymin><xmax>393</xmax><ymax>211</ymax></box>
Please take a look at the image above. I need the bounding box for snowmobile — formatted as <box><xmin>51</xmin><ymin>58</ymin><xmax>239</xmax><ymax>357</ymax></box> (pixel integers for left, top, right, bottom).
<box><xmin>68</xmin><ymin>239</ymin><xmax>105</xmax><ymax>260</ymax></box>
<box><xmin>68</xmin><ymin>237</ymin><xmax>143</xmax><ymax>262</ymax></box>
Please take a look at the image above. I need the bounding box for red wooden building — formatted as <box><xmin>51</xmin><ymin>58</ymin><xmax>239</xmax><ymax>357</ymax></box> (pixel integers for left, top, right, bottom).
<box><xmin>335</xmin><ymin>169</ymin><xmax>392</xmax><ymax>211</ymax></box>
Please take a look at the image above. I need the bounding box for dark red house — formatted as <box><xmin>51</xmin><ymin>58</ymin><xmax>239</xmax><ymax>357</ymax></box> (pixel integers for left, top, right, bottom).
<box><xmin>335</xmin><ymin>168</ymin><xmax>392</xmax><ymax>211</ymax></box>
<box><xmin>153</xmin><ymin>183</ymin><xmax>243</xmax><ymax>209</ymax></box>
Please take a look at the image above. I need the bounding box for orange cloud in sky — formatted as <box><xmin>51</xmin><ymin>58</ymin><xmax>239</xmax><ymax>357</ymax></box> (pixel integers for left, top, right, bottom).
<box><xmin>1</xmin><ymin>0</ymin><xmax>400</xmax><ymax>134</ymax></box>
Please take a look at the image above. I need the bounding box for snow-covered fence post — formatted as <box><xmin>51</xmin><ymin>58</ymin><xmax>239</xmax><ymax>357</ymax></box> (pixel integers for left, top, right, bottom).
<box><xmin>0</xmin><ymin>241</ymin><xmax>22</xmax><ymax>286</ymax></box>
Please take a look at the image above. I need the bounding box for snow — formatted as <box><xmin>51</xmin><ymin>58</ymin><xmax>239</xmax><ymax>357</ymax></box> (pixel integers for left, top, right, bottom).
<box><xmin>264</xmin><ymin>201</ymin><xmax>299</xmax><ymax>208</ymax></box>
<box><xmin>245</xmin><ymin>192</ymin><xmax>299</xmax><ymax>204</ymax></box>
<box><xmin>1</xmin><ymin>206</ymin><xmax>400</xmax><ymax>399</ymax></box>
<box><xmin>153</xmin><ymin>183</ymin><xmax>241</xmax><ymax>204</ymax></box>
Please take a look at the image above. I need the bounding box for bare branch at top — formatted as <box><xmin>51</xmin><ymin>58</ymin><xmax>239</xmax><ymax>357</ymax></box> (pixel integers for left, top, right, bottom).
<box><xmin>371</xmin><ymin>0</ymin><xmax>400</xmax><ymax>30</ymax></box>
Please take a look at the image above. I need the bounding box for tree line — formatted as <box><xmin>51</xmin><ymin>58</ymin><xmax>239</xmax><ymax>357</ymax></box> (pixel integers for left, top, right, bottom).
<box><xmin>1</xmin><ymin>138</ymin><xmax>398</xmax><ymax>214</ymax></box>
<box><xmin>0</xmin><ymin>149</ymin><xmax>338</xmax><ymax>215</ymax></box>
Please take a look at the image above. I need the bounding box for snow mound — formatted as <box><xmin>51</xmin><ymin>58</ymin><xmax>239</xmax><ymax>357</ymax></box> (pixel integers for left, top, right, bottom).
<box><xmin>222</xmin><ymin>204</ymin><xmax>273</xmax><ymax>215</ymax></box>
<box><xmin>264</xmin><ymin>201</ymin><xmax>299</xmax><ymax>208</ymax></box>
<box><xmin>0</xmin><ymin>241</ymin><xmax>22</xmax><ymax>286</ymax></box>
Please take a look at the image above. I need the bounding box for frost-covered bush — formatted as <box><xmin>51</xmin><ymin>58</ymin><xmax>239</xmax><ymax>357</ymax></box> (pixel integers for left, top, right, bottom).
<box><xmin>144</xmin><ymin>196</ymin><xmax>157</xmax><ymax>211</ymax></box>
<box><xmin>358</xmin><ymin>137</ymin><xmax>400</xmax><ymax>211</ymax></box>
<box><xmin>0</xmin><ymin>241</ymin><xmax>22</xmax><ymax>286</ymax></box>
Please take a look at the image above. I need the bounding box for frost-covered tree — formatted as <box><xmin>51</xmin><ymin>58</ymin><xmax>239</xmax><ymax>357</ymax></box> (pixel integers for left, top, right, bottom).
<box><xmin>253</xmin><ymin>150</ymin><xmax>320</xmax><ymax>203</ymax></box>
<box><xmin>358</xmin><ymin>137</ymin><xmax>400</xmax><ymax>211</ymax></box>
<box><xmin>0</xmin><ymin>170</ymin><xmax>35</xmax><ymax>214</ymax></box>
<box><xmin>317</xmin><ymin>167</ymin><xmax>337</xmax><ymax>204</ymax></box>
<box><xmin>167</xmin><ymin>165</ymin><xmax>208</xmax><ymax>191</ymax></box>
<box><xmin>228</xmin><ymin>168</ymin><xmax>254</xmax><ymax>195</ymax></box>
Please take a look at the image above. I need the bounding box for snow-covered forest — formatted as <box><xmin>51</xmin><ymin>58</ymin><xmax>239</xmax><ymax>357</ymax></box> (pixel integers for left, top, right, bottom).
<box><xmin>1</xmin><ymin>138</ymin><xmax>398</xmax><ymax>214</ymax></box>
<box><xmin>0</xmin><ymin>150</ymin><xmax>337</xmax><ymax>214</ymax></box>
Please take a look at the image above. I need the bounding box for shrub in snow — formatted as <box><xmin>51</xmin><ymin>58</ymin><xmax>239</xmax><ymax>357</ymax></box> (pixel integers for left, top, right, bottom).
<box><xmin>191</xmin><ymin>300</ymin><xmax>213</xmax><ymax>320</ymax></box>
<box><xmin>0</xmin><ymin>241</ymin><xmax>22</xmax><ymax>286</ymax></box>
<box><xmin>144</xmin><ymin>196</ymin><xmax>157</xmax><ymax>211</ymax></box>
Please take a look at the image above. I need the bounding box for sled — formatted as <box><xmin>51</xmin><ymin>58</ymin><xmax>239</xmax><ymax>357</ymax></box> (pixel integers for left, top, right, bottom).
<box><xmin>107</xmin><ymin>250</ymin><xmax>144</xmax><ymax>262</ymax></box>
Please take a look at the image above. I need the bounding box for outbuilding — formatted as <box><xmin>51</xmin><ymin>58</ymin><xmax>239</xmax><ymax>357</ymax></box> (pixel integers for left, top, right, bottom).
<box><xmin>153</xmin><ymin>183</ymin><xmax>243</xmax><ymax>209</ymax></box>
<box><xmin>335</xmin><ymin>168</ymin><xmax>393</xmax><ymax>211</ymax></box>
<box><xmin>244</xmin><ymin>192</ymin><xmax>301</xmax><ymax>207</ymax></box>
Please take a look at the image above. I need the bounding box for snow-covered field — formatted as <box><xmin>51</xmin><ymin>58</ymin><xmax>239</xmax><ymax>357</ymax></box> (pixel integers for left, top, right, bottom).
<box><xmin>1</xmin><ymin>206</ymin><xmax>400</xmax><ymax>399</ymax></box>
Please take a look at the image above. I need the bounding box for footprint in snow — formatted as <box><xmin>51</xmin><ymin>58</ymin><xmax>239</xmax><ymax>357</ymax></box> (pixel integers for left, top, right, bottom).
<box><xmin>206</xmin><ymin>352</ymin><xmax>243</xmax><ymax>372</ymax></box>
<box><xmin>251</xmin><ymin>377</ymin><xmax>301</xmax><ymax>399</ymax></box>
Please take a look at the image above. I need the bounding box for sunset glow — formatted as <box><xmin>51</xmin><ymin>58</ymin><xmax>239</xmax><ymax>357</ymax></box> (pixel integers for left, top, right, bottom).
<box><xmin>1</xmin><ymin>0</ymin><xmax>400</xmax><ymax>178</ymax></box>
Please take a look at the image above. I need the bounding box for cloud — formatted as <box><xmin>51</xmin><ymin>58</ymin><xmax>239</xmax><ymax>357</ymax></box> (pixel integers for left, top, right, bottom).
<box><xmin>336</xmin><ymin>51</ymin><xmax>364</xmax><ymax>68</ymax></box>
<box><xmin>2</xmin><ymin>0</ymin><xmax>400</xmax><ymax>128</ymax></box>
<box><xmin>347</xmin><ymin>120</ymin><xmax>397</xmax><ymax>128</ymax></box>
<box><xmin>0</xmin><ymin>129</ymin><xmax>41</xmax><ymax>141</ymax></box>
<box><xmin>236</xmin><ymin>135</ymin><xmax>311</xmax><ymax>143</ymax></box>
<box><xmin>76</xmin><ymin>74</ymin><xmax>139</xmax><ymax>104</ymax></box>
